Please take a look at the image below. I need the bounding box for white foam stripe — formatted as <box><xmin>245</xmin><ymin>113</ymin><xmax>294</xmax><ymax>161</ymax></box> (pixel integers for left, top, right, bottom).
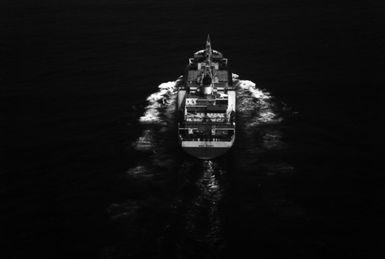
<box><xmin>236</xmin><ymin>78</ymin><xmax>281</xmax><ymax>125</ymax></box>
<box><xmin>139</xmin><ymin>81</ymin><xmax>177</xmax><ymax>124</ymax></box>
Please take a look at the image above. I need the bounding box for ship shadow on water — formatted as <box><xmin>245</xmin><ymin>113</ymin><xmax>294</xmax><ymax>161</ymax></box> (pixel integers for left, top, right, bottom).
<box><xmin>104</xmin><ymin>74</ymin><xmax>295</xmax><ymax>258</ymax></box>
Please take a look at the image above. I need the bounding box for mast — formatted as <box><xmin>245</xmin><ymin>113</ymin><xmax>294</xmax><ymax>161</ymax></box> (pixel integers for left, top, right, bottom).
<box><xmin>204</xmin><ymin>35</ymin><xmax>214</xmax><ymax>79</ymax></box>
<box><xmin>205</xmin><ymin>34</ymin><xmax>212</xmax><ymax>63</ymax></box>
<box><xmin>202</xmin><ymin>34</ymin><xmax>214</xmax><ymax>95</ymax></box>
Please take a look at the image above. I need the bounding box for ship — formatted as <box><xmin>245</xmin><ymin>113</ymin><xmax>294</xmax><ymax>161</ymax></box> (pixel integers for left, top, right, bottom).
<box><xmin>176</xmin><ymin>35</ymin><xmax>236</xmax><ymax>159</ymax></box>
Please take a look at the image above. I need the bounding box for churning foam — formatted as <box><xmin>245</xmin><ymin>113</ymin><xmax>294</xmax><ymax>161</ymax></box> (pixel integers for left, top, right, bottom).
<box><xmin>139</xmin><ymin>81</ymin><xmax>177</xmax><ymax>125</ymax></box>
<box><xmin>236</xmin><ymin>76</ymin><xmax>282</xmax><ymax>125</ymax></box>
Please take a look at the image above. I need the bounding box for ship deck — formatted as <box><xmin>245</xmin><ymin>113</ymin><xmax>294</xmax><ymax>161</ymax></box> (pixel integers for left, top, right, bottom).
<box><xmin>178</xmin><ymin>122</ymin><xmax>234</xmax><ymax>129</ymax></box>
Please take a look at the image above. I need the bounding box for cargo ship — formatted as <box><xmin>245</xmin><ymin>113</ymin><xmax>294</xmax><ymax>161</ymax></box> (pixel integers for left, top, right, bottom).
<box><xmin>176</xmin><ymin>35</ymin><xmax>236</xmax><ymax>159</ymax></box>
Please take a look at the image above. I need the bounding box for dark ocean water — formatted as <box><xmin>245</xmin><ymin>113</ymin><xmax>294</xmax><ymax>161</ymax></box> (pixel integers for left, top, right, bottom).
<box><xmin>1</xmin><ymin>1</ymin><xmax>379</xmax><ymax>258</ymax></box>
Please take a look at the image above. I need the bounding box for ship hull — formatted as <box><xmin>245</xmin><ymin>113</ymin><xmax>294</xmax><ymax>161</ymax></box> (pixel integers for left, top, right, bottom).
<box><xmin>176</xmin><ymin>36</ymin><xmax>236</xmax><ymax>160</ymax></box>
<box><xmin>179</xmin><ymin>138</ymin><xmax>235</xmax><ymax>159</ymax></box>
<box><xmin>182</xmin><ymin>147</ymin><xmax>230</xmax><ymax>160</ymax></box>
